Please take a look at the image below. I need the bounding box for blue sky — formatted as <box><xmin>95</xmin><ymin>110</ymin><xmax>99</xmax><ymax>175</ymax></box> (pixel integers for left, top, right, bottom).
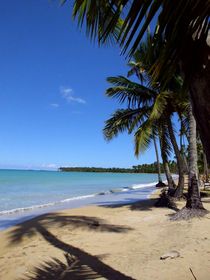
<box><xmin>0</xmin><ymin>0</ymin><xmax>178</xmax><ymax>170</ymax></box>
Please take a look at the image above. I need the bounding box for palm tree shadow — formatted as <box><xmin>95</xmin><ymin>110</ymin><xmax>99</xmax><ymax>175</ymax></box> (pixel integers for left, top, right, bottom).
<box><xmin>8</xmin><ymin>214</ymin><xmax>135</xmax><ymax>280</ymax></box>
<box><xmin>100</xmin><ymin>197</ymin><xmax>179</xmax><ymax>212</ymax></box>
<box><xmin>21</xmin><ymin>253</ymin><xmax>103</xmax><ymax>280</ymax></box>
<box><xmin>99</xmin><ymin>198</ymin><xmax>158</xmax><ymax>211</ymax></box>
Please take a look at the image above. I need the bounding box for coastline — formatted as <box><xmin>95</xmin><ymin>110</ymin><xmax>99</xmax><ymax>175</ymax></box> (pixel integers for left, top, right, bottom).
<box><xmin>0</xmin><ymin>173</ymin><xmax>179</xmax><ymax>232</ymax></box>
<box><xmin>0</xmin><ymin>179</ymin><xmax>163</xmax><ymax>231</ymax></box>
<box><xmin>1</xmin><ymin>187</ymin><xmax>210</xmax><ymax>279</ymax></box>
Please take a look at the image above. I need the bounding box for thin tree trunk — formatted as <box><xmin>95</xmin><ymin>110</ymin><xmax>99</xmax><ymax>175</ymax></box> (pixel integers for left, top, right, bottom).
<box><xmin>159</xmin><ymin>135</ymin><xmax>176</xmax><ymax>193</ymax></box>
<box><xmin>153</xmin><ymin>134</ymin><xmax>162</xmax><ymax>183</ymax></box>
<box><xmin>203</xmin><ymin>152</ymin><xmax>209</xmax><ymax>183</ymax></box>
<box><xmin>182</xmin><ymin>154</ymin><xmax>189</xmax><ymax>173</ymax></box>
<box><xmin>186</xmin><ymin>104</ymin><xmax>204</xmax><ymax>209</ymax></box>
<box><xmin>163</xmin><ymin>160</ymin><xmax>176</xmax><ymax>195</ymax></box>
<box><xmin>167</xmin><ymin>118</ymin><xmax>185</xmax><ymax>198</ymax></box>
<box><xmin>179</xmin><ymin>121</ymin><xmax>189</xmax><ymax>173</ymax></box>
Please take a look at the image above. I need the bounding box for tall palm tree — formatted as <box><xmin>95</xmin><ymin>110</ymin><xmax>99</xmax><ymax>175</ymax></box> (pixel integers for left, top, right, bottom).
<box><xmin>126</xmin><ymin>38</ymin><xmax>187</xmax><ymax>198</ymax></box>
<box><xmin>103</xmin><ymin>76</ymin><xmax>177</xmax><ymax>189</ymax></box>
<box><xmin>67</xmin><ymin>0</ymin><xmax>210</xmax><ymax>164</ymax></box>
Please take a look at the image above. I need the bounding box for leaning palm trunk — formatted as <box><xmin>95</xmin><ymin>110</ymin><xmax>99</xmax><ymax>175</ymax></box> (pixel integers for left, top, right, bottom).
<box><xmin>153</xmin><ymin>134</ymin><xmax>163</xmax><ymax>186</ymax></box>
<box><xmin>186</xmin><ymin>104</ymin><xmax>204</xmax><ymax>209</ymax></box>
<box><xmin>167</xmin><ymin>118</ymin><xmax>185</xmax><ymax>198</ymax></box>
<box><xmin>159</xmin><ymin>136</ymin><xmax>176</xmax><ymax>193</ymax></box>
<box><xmin>163</xmin><ymin>160</ymin><xmax>176</xmax><ymax>196</ymax></box>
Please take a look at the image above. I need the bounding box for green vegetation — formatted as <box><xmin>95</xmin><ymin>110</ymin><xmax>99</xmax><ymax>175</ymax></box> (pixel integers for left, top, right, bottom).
<box><xmin>65</xmin><ymin>1</ymin><xmax>209</xmax><ymax>218</ymax></box>
<box><xmin>70</xmin><ymin>0</ymin><xmax>210</xmax><ymax>165</ymax></box>
<box><xmin>59</xmin><ymin>161</ymin><xmax>177</xmax><ymax>174</ymax></box>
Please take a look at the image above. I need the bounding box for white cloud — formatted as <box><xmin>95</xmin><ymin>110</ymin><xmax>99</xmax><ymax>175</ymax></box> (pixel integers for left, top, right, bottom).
<box><xmin>60</xmin><ymin>86</ymin><xmax>86</xmax><ymax>104</ymax></box>
<box><xmin>41</xmin><ymin>163</ymin><xmax>58</xmax><ymax>169</ymax></box>
<box><xmin>50</xmin><ymin>103</ymin><xmax>59</xmax><ymax>108</ymax></box>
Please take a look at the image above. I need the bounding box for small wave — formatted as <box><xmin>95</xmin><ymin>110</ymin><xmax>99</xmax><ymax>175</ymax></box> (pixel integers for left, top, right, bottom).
<box><xmin>129</xmin><ymin>181</ymin><xmax>157</xmax><ymax>190</ymax></box>
<box><xmin>0</xmin><ymin>177</ymin><xmax>174</xmax><ymax>216</ymax></box>
<box><xmin>0</xmin><ymin>193</ymin><xmax>97</xmax><ymax>216</ymax></box>
<box><xmin>60</xmin><ymin>194</ymin><xmax>96</xmax><ymax>203</ymax></box>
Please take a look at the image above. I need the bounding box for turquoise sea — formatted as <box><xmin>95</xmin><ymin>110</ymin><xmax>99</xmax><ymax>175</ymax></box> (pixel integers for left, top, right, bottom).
<box><xmin>0</xmin><ymin>169</ymin><xmax>167</xmax><ymax>230</ymax></box>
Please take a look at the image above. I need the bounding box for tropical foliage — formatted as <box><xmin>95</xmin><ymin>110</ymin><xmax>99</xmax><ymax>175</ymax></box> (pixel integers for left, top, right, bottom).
<box><xmin>59</xmin><ymin>162</ymin><xmax>177</xmax><ymax>174</ymax></box>
<box><xmin>62</xmin><ymin>0</ymin><xmax>209</xmax><ymax>217</ymax></box>
<box><xmin>67</xmin><ymin>0</ymin><xmax>210</xmax><ymax>164</ymax></box>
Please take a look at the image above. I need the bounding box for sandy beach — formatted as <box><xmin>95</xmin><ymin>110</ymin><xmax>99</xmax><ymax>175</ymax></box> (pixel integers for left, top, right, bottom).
<box><xmin>0</xmin><ymin>190</ymin><xmax>210</xmax><ymax>280</ymax></box>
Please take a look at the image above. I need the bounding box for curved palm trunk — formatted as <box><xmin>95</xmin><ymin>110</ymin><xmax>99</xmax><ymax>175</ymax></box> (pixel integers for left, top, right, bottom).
<box><xmin>153</xmin><ymin>134</ymin><xmax>162</xmax><ymax>183</ymax></box>
<box><xmin>167</xmin><ymin>118</ymin><xmax>185</xmax><ymax>198</ymax></box>
<box><xmin>186</xmin><ymin>104</ymin><xmax>204</xmax><ymax>209</ymax></box>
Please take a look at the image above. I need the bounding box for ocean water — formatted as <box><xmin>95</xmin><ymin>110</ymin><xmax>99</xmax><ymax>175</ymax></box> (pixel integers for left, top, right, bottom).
<box><xmin>0</xmin><ymin>169</ymin><xmax>166</xmax><ymax>230</ymax></box>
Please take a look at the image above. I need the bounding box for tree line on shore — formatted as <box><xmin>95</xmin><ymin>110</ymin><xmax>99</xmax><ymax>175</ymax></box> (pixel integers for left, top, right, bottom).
<box><xmin>59</xmin><ymin>161</ymin><xmax>178</xmax><ymax>174</ymax></box>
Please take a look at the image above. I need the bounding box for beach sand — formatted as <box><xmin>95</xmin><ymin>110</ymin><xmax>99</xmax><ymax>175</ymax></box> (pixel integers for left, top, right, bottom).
<box><xmin>0</xmin><ymin>190</ymin><xmax>210</xmax><ymax>280</ymax></box>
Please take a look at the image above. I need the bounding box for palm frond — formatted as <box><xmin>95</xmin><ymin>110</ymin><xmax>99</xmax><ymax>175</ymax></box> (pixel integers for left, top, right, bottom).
<box><xmin>21</xmin><ymin>253</ymin><xmax>101</xmax><ymax>280</ymax></box>
<box><xmin>158</xmin><ymin>121</ymin><xmax>173</xmax><ymax>160</ymax></box>
<box><xmin>149</xmin><ymin>90</ymin><xmax>169</xmax><ymax>121</ymax></box>
<box><xmin>134</xmin><ymin>119</ymin><xmax>154</xmax><ymax>156</ymax></box>
<box><xmin>103</xmin><ymin>108</ymin><xmax>149</xmax><ymax>140</ymax></box>
<box><xmin>70</xmin><ymin>0</ymin><xmax>210</xmax><ymax>86</ymax></box>
<box><xmin>72</xmin><ymin>0</ymin><xmax>122</xmax><ymax>45</ymax></box>
<box><xmin>106</xmin><ymin>76</ymin><xmax>156</xmax><ymax>107</ymax></box>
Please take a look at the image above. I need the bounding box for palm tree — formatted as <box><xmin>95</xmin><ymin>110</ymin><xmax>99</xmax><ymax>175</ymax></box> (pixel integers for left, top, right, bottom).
<box><xmin>68</xmin><ymin>0</ymin><xmax>210</xmax><ymax>164</ymax></box>
<box><xmin>103</xmin><ymin>76</ymin><xmax>177</xmax><ymax>189</ymax></box>
<box><xmin>126</xmin><ymin>38</ymin><xmax>187</xmax><ymax>198</ymax></box>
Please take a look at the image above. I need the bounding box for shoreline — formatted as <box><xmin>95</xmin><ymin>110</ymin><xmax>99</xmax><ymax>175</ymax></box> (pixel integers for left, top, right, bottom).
<box><xmin>0</xmin><ymin>175</ymin><xmax>177</xmax><ymax>231</ymax></box>
<box><xmin>0</xmin><ymin>184</ymin><xmax>210</xmax><ymax>280</ymax></box>
<box><xmin>0</xmin><ymin>183</ymin><xmax>158</xmax><ymax>231</ymax></box>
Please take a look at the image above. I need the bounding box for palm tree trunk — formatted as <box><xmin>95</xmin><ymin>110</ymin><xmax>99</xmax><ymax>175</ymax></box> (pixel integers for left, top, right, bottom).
<box><xmin>159</xmin><ymin>135</ymin><xmax>176</xmax><ymax>193</ymax></box>
<box><xmin>186</xmin><ymin>38</ymin><xmax>210</xmax><ymax>165</ymax></box>
<box><xmin>182</xmin><ymin>154</ymin><xmax>189</xmax><ymax>173</ymax></box>
<box><xmin>186</xmin><ymin>104</ymin><xmax>204</xmax><ymax>209</ymax></box>
<box><xmin>163</xmin><ymin>160</ymin><xmax>176</xmax><ymax>195</ymax></box>
<box><xmin>167</xmin><ymin>118</ymin><xmax>185</xmax><ymax>198</ymax></box>
<box><xmin>179</xmin><ymin>118</ymin><xmax>189</xmax><ymax>173</ymax></box>
<box><xmin>153</xmin><ymin>134</ymin><xmax>162</xmax><ymax>183</ymax></box>
<box><xmin>203</xmin><ymin>152</ymin><xmax>209</xmax><ymax>183</ymax></box>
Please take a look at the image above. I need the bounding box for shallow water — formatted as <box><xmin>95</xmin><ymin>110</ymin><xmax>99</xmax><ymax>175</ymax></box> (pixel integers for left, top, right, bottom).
<box><xmin>0</xmin><ymin>169</ymin><xmax>167</xmax><ymax>230</ymax></box>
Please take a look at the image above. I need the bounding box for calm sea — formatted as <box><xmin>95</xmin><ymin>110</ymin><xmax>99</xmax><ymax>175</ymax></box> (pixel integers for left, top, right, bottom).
<box><xmin>0</xmin><ymin>169</ymin><xmax>167</xmax><ymax>230</ymax></box>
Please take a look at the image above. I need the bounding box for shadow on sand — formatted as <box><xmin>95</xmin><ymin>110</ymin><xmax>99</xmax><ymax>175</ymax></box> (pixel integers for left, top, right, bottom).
<box><xmin>98</xmin><ymin>198</ymin><xmax>159</xmax><ymax>211</ymax></box>
<box><xmin>8</xmin><ymin>213</ymin><xmax>135</xmax><ymax>280</ymax></box>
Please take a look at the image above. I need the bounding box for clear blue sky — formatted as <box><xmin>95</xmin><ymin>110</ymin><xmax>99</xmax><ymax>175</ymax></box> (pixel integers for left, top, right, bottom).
<box><xmin>0</xmin><ymin>0</ymin><xmax>179</xmax><ymax>170</ymax></box>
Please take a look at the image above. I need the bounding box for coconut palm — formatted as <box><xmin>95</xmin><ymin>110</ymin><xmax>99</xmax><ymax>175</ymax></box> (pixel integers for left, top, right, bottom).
<box><xmin>126</xmin><ymin>38</ymin><xmax>188</xmax><ymax>198</ymax></box>
<box><xmin>67</xmin><ymin>0</ymin><xmax>210</xmax><ymax>163</ymax></box>
<box><xmin>103</xmin><ymin>76</ymin><xmax>177</xmax><ymax>189</ymax></box>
